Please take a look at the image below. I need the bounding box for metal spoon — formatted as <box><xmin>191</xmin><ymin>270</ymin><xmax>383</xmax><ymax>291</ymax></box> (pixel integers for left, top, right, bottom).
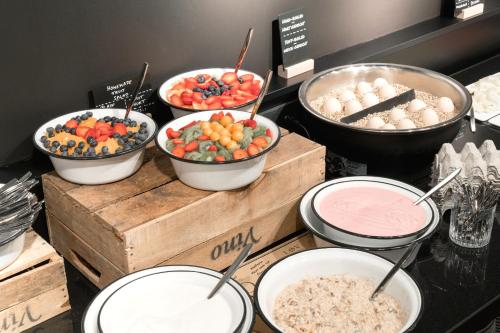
<box><xmin>124</xmin><ymin>62</ymin><xmax>149</xmax><ymax>120</ymax></box>
<box><xmin>249</xmin><ymin>70</ymin><xmax>273</xmax><ymax>120</ymax></box>
<box><xmin>234</xmin><ymin>28</ymin><xmax>254</xmax><ymax>75</ymax></box>
<box><xmin>413</xmin><ymin>168</ymin><xmax>461</xmax><ymax>205</ymax></box>
<box><xmin>207</xmin><ymin>243</ymin><xmax>253</xmax><ymax>299</ymax></box>
<box><xmin>370</xmin><ymin>242</ymin><xmax>418</xmax><ymax>301</ymax></box>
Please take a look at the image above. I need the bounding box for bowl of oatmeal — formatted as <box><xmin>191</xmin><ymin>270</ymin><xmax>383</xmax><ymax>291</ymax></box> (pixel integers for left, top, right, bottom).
<box><xmin>254</xmin><ymin>247</ymin><xmax>422</xmax><ymax>333</ymax></box>
<box><xmin>298</xmin><ymin>63</ymin><xmax>471</xmax><ymax>165</ymax></box>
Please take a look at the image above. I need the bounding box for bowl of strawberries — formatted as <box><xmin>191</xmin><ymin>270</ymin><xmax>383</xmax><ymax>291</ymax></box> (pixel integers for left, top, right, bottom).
<box><xmin>155</xmin><ymin>110</ymin><xmax>280</xmax><ymax>191</ymax></box>
<box><xmin>33</xmin><ymin>109</ymin><xmax>157</xmax><ymax>185</ymax></box>
<box><xmin>158</xmin><ymin>68</ymin><xmax>263</xmax><ymax>119</ymax></box>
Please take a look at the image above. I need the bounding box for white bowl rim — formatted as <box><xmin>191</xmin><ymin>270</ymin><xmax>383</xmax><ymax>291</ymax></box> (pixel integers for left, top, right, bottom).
<box><xmin>300</xmin><ymin>178</ymin><xmax>441</xmax><ymax>251</ymax></box>
<box><xmin>33</xmin><ymin>109</ymin><xmax>158</xmax><ymax>161</ymax></box>
<box><xmin>81</xmin><ymin>264</ymin><xmax>256</xmax><ymax>333</ymax></box>
<box><xmin>158</xmin><ymin>68</ymin><xmax>264</xmax><ymax>112</ymax></box>
<box><xmin>254</xmin><ymin>247</ymin><xmax>424</xmax><ymax>333</ymax></box>
<box><xmin>96</xmin><ymin>268</ymin><xmax>247</xmax><ymax>333</ymax></box>
<box><xmin>310</xmin><ymin>177</ymin><xmax>435</xmax><ymax>241</ymax></box>
<box><xmin>155</xmin><ymin>110</ymin><xmax>280</xmax><ymax>165</ymax></box>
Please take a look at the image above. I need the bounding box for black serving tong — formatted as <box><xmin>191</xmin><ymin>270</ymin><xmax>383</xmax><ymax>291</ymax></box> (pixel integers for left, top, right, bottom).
<box><xmin>340</xmin><ymin>89</ymin><xmax>416</xmax><ymax>124</ymax></box>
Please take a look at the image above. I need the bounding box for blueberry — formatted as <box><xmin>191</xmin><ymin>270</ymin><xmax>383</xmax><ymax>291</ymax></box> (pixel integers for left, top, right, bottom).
<box><xmin>55</xmin><ymin>124</ymin><xmax>62</xmax><ymax>133</ymax></box>
<box><xmin>104</xmin><ymin>116</ymin><xmax>111</xmax><ymax>122</ymax></box>
<box><xmin>47</xmin><ymin>127</ymin><xmax>54</xmax><ymax>134</ymax></box>
<box><xmin>40</xmin><ymin>135</ymin><xmax>47</xmax><ymax>143</ymax></box>
<box><xmin>61</xmin><ymin>151</ymin><xmax>68</xmax><ymax>157</ymax></box>
<box><xmin>60</xmin><ymin>145</ymin><xmax>68</xmax><ymax>152</ymax></box>
<box><xmin>67</xmin><ymin>140</ymin><xmax>76</xmax><ymax>148</ymax></box>
<box><xmin>197</xmin><ymin>75</ymin><xmax>205</xmax><ymax>83</ymax></box>
<box><xmin>75</xmin><ymin>116</ymin><xmax>81</xmax><ymax>122</ymax></box>
<box><xmin>75</xmin><ymin>147</ymin><xmax>82</xmax><ymax>154</ymax></box>
<box><xmin>139</xmin><ymin>128</ymin><xmax>147</xmax><ymax>135</ymax></box>
<box><xmin>140</xmin><ymin>122</ymin><xmax>147</xmax><ymax>128</ymax></box>
<box><xmin>138</xmin><ymin>133</ymin><xmax>148</xmax><ymax>141</ymax></box>
<box><xmin>220</xmin><ymin>86</ymin><xmax>227</xmax><ymax>93</ymax></box>
<box><xmin>193</xmin><ymin>87</ymin><xmax>202</xmax><ymax>93</ymax></box>
<box><xmin>88</xmin><ymin>151</ymin><xmax>96</xmax><ymax>157</ymax></box>
<box><xmin>135</xmin><ymin>139</ymin><xmax>142</xmax><ymax>146</ymax></box>
<box><xmin>81</xmin><ymin>114</ymin><xmax>89</xmax><ymax>120</ymax></box>
<box><xmin>78</xmin><ymin>141</ymin><xmax>85</xmax><ymax>148</ymax></box>
<box><xmin>86</xmin><ymin>111</ymin><xmax>93</xmax><ymax>117</ymax></box>
<box><xmin>86</xmin><ymin>136</ymin><xmax>94</xmax><ymax>144</ymax></box>
<box><xmin>121</xmin><ymin>136</ymin><xmax>129</xmax><ymax>143</ymax></box>
<box><xmin>118</xmin><ymin>138</ymin><xmax>125</xmax><ymax>145</ymax></box>
<box><xmin>101</xmin><ymin>146</ymin><xmax>109</xmax><ymax>154</ymax></box>
<box><xmin>131</xmin><ymin>121</ymin><xmax>137</xmax><ymax>127</ymax></box>
<box><xmin>70</xmin><ymin>128</ymin><xmax>76</xmax><ymax>135</ymax></box>
<box><xmin>111</xmin><ymin>116</ymin><xmax>117</xmax><ymax>122</ymax></box>
<box><xmin>43</xmin><ymin>141</ymin><xmax>51</xmax><ymax>148</ymax></box>
<box><xmin>89</xmin><ymin>141</ymin><xmax>97</xmax><ymax>147</ymax></box>
<box><xmin>71</xmin><ymin>152</ymin><xmax>79</xmax><ymax>157</ymax></box>
<box><xmin>123</xmin><ymin>144</ymin><xmax>131</xmax><ymax>151</ymax></box>
<box><xmin>115</xmin><ymin>119</ymin><xmax>123</xmax><ymax>123</ymax></box>
<box><xmin>63</xmin><ymin>127</ymin><xmax>71</xmax><ymax>133</ymax></box>
<box><xmin>52</xmin><ymin>141</ymin><xmax>60</xmax><ymax>147</ymax></box>
<box><xmin>217</xmin><ymin>80</ymin><xmax>224</xmax><ymax>87</ymax></box>
<box><xmin>112</xmin><ymin>133</ymin><xmax>120</xmax><ymax>139</ymax></box>
<box><xmin>214</xmin><ymin>88</ymin><xmax>221</xmax><ymax>96</ymax></box>
<box><xmin>204</xmin><ymin>91</ymin><xmax>212</xmax><ymax>97</ymax></box>
<box><xmin>115</xmin><ymin>147</ymin><xmax>124</xmax><ymax>154</ymax></box>
<box><xmin>208</xmin><ymin>85</ymin><xmax>215</xmax><ymax>92</ymax></box>
<box><xmin>50</xmin><ymin>146</ymin><xmax>57</xmax><ymax>153</ymax></box>
<box><xmin>87</xmin><ymin>146</ymin><xmax>95</xmax><ymax>153</ymax></box>
<box><xmin>202</xmin><ymin>94</ymin><xmax>207</xmax><ymax>100</ymax></box>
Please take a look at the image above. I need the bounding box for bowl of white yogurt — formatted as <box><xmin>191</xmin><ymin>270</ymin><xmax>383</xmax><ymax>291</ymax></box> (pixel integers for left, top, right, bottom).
<box><xmin>94</xmin><ymin>266</ymin><xmax>252</xmax><ymax>333</ymax></box>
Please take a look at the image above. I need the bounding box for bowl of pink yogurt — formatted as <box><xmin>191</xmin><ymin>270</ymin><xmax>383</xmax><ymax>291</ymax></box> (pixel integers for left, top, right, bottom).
<box><xmin>311</xmin><ymin>177</ymin><xmax>439</xmax><ymax>248</ymax></box>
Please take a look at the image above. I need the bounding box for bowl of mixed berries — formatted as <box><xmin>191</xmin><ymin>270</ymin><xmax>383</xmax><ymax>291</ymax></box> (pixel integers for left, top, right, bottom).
<box><xmin>158</xmin><ymin>68</ymin><xmax>263</xmax><ymax>119</ymax></box>
<box><xmin>33</xmin><ymin>109</ymin><xmax>157</xmax><ymax>185</ymax></box>
<box><xmin>155</xmin><ymin>110</ymin><xmax>280</xmax><ymax>191</ymax></box>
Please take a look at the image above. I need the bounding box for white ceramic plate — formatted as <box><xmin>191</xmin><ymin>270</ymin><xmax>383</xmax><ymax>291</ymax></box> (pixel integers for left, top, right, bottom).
<box><xmin>299</xmin><ymin>179</ymin><xmax>441</xmax><ymax>265</ymax></box>
<box><xmin>310</xmin><ymin>177</ymin><xmax>437</xmax><ymax>247</ymax></box>
<box><xmin>82</xmin><ymin>266</ymin><xmax>255</xmax><ymax>333</ymax></box>
<box><xmin>158</xmin><ymin>68</ymin><xmax>263</xmax><ymax>119</ymax></box>
<box><xmin>155</xmin><ymin>110</ymin><xmax>280</xmax><ymax>191</ymax></box>
<box><xmin>255</xmin><ymin>247</ymin><xmax>423</xmax><ymax>333</ymax></box>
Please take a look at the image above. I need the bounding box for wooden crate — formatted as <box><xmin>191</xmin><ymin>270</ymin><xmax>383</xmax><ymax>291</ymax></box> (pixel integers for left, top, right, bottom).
<box><xmin>0</xmin><ymin>230</ymin><xmax>70</xmax><ymax>333</ymax></box>
<box><xmin>43</xmin><ymin>130</ymin><xmax>325</xmax><ymax>288</ymax></box>
<box><xmin>234</xmin><ymin>232</ymin><xmax>317</xmax><ymax>333</ymax></box>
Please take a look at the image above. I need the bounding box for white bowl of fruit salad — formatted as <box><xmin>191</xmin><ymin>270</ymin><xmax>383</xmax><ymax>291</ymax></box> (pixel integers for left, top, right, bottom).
<box><xmin>33</xmin><ymin>109</ymin><xmax>157</xmax><ymax>185</ymax></box>
<box><xmin>155</xmin><ymin>110</ymin><xmax>280</xmax><ymax>191</ymax></box>
<box><xmin>158</xmin><ymin>68</ymin><xmax>263</xmax><ymax>119</ymax></box>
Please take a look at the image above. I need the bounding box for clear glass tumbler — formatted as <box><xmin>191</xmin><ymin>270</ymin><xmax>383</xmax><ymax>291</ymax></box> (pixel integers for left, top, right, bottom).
<box><xmin>449</xmin><ymin>193</ymin><xmax>497</xmax><ymax>248</ymax></box>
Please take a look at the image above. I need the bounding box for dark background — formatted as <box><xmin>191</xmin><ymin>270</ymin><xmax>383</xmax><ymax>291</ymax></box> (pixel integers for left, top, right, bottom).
<box><xmin>0</xmin><ymin>0</ymin><xmax>443</xmax><ymax>166</ymax></box>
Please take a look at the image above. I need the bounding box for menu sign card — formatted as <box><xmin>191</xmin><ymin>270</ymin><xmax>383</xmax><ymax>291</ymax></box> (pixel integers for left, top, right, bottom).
<box><xmin>91</xmin><ymin>77</ymin><xmax>155</xmax><ymax>114</ymax></box>
<box><xmin>278</xmin><ymin>8</ymin><xmax>309</xmax><ymax>68</ymax></box>
<box><xmin>443</xmin><ymin>0</ymin><xmax>484</xmax><ymax>18</ymax></box>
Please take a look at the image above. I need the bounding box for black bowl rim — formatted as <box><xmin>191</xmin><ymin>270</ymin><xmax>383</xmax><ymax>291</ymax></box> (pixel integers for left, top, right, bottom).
<box><xmin>96</xmin><ymin>269</ymin><xmax>247</xmax><ymax>333</ymax></box>
<box><xmin>310</xmin><ymin>178</ymin><xmax>434</xmax><ymax>241</ymax></box>
<box><xmin>0</xmin><ymin>226</ymin><xmax>29</xmax><ymax>247</ymax></box>
<box><xmin>298</xmin><ymin>62</ymin><xmax>472</xmax><ymax>134</ymax></box>
<box><xmin>81</xmin><ymin>264</ymin><xmax>255</xmax><ymax>333</ymax></box>
<box><xmin>33</xmin><ymin>109</ymin><xmax>158</xmax><ymax>161</ymax></box>
<box><xmin>158</xmin><ymin>67</ymin><xmax>263</xmax><ymax>112</ymax></box>
<box><xmin>155</xmin><ymin>111</ymin><xmax>281</xmax><ymax>165</ymax></box>
<box><xmin>254</xmin><ymin>247</ymin><xmax>425</xmax><ymax>333</ymax></box>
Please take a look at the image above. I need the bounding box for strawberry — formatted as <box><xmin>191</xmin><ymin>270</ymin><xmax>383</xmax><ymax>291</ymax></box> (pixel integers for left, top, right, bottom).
<box><xmin>225</xmin><ymin>112</ymin><xmax>234</xmax><ymax>121</ymax></box>
<box><xmin>205</xmin><ymin>96</ymin><xmax>220</xmax><ymax>105</ymax></box>
<box><xmin>96</xmin><ymin>135</ymin><xmax>109</xmax><ymax>142</ymax></box>
<box><xmin>172</xmin><ymin>82</ymin><xmax>185</xmax><ymax>90</ymax></box>
<box><xmin>197</xmin><ymin>135</ymin><xmax>210</xmax><ymax>141</ymax></box>
<box><xmin>192</xmin><ymin>92</ymin><xmax>203</xmax><ymax>103</ymax></box>
<box><xmin>184</xmin><ymin>78</ymin><xmax>197</xmax><ymax>90</ymax></box>
<box><xmin>250</xmin><ymin>87</ymin><xmax>261</xmax><ymax>96</ymax></box>
<box><xmin>95</xmin><ymin>121</ymin><xmax>113</xmax><ymax>136</ymax></box>
<box><xmin>192</xmin><ymin>101</ymin><xmax>208</xmax><ymax>110</ymax></box>
<box><xmin>229</xmin><ymin>81</ymin><xmax>240</xmax><ymax>91</ymax></box>
<box><xmin>266</xmin><ymin>128</ymin><xmax>272</xmax><ymax>138</ymax></box>
<box><xmin>210</xmin><ymin>112</ymin><xmax>224</xmax><ymax>121</ymax></box>
<box><xmin>65</xmin><ymin>119</ymin><xmax>78</xmax><ymax>129</ymax></box>
<box><xmin>233</xmin><ymin>95</ymin><xmax>247</xmax><ymax>103</ymax></box>
<box><xmin>247</xmin><ymin>144</ymin><xmax>260</xmax><ymax>156</ymax></box>
<box><xmin>181</xmin><ymin>92</ymin><xmax>193</xmax><ymax>105</ymax></box>
<box><xmin>85</xmin><ymin>128</ymin><xmax>97</xmax><ymax>140</ymax></box>
<box><xmin>239</xmin><ymin>81</ymin><xmax>252</xmax><ymax>91</ymax></box>
<box><xmin>233</xmin><ymin>149</ymin><xmax>249</xmax><ymax>160</ymax></box>
<box><xmin>236</xmin><ymin>90</ymin><xmax>254</xmax><ymax>98</ymax></box>
<box><xmin>222</xmin><ymin>99</ymin><xmax>238</xmax><ymax>108</ymax></box>
<box><xmin>185</xmin><ymin>141</ymin><xmax>199</xmax><ymax>152</ymax></box>
<box><xmin>172</xmin><ymin>146</ymin><xmax>186</xmax><ymax>158</ymax></box>
<box><xmin>172</xmin><ymin>139</ymin><xmax>184</xmax><ymax>145</ymax></box>
<box><xmin>243</xmin><ymin>119</ymin><xmax>257</xmax><ymax>129</ymax></box>
<box><xmin>76</xmin><ymin>126</ymin><xmax>90</xmax><ymax>138</ymax></box>
<box><xmin>207</xmin><ymin>145</ymin><xmax>217</xmax><ymax>152</ymax></box>
<box><xmin>196</xmin><ymin>82</ymin><xmax>210</xmax><ymax>89</ymax></box>
<box><xmin>180</xmin><ymin>120</ymin><xmax>199</xmax><ymax>130</ymax></box>
<box><xmin>113</xmin><ymin>123</ymin><xmax>127</xmax><ymax>136</ymax></box>
<box><xmin>170</xmin><ymin>95</ymin><xmax>183</xmax><ymax>106</ymax></box>
<box><xmin>214</xmin><ymin>155</ymin><xmax>225</xmax><ymax>162</ymax></box>
<box><xmin>220</xmin><ymin>95</ymin><xmax>232</xmax><ymax>100</ymax></box>
<box><xmin>221</xmin><ymin>72</ymin><xmax>238</xmax><ymax>84</ymax></box>
<box><xmin>252</xmin><ymin>136</ymin><xmax>269</xmax><ymax>148</ymax></box>
<box><xmin>166</xmin><ymin>128</ymin><xmax>181</xmax><ymax>139</ymax></box>
<box><xmin>240</xmin><ymin>74</ymin><xmax>254</xmax><ymax>82</ymax></box>
<box><xmin>208</xmin><ymin>101</ymin><xmax>222</xmax><ymax>109</ymax></box>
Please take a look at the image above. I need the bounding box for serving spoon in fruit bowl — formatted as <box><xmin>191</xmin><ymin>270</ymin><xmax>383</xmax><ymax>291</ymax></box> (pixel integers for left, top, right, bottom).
<box><xmin>249</xmin><ymin>69</ymin><xmax>273</xmax><ymax>121</ymax></box>
<box><xmin>234</xmin><ymin>28</ymin><xmax>254</xmax><ymax>75</ymax></box>
<box><xmin>124</xmin><ymin>62</ymin><xmax>149</xmax><ymax>120</ymax></box>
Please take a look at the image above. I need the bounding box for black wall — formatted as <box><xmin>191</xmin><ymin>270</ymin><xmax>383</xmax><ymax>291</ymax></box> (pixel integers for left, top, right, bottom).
<box><xmin>1</xmin><ymin>0</ymin><xmax>442</xmax><ymax>165</ymax></box>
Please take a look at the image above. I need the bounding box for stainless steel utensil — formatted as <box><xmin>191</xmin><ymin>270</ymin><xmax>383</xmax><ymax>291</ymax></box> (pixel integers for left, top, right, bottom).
<box><xmin>413</xmin><ymin>168</ymin><xmax>461</xmax><ymax>205</ymax></box>
<box><xmin>250</xmin><ymin>70</ymin><xmax>273</xmax><ymax>120</ymax></box>
<box><xmin>370</xmin><ymin>242</ymin><xmax>418</xmax><ymax>300</ymax></box>
<box><xmin>124</xmin><ymin>62</ymin><xmax>149</xmax><ymax>120</ymax></box>
<box><xmin>207</xmin><ymin>243</ymin><xmax>253</xmax><ymax>299</ymax></box>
